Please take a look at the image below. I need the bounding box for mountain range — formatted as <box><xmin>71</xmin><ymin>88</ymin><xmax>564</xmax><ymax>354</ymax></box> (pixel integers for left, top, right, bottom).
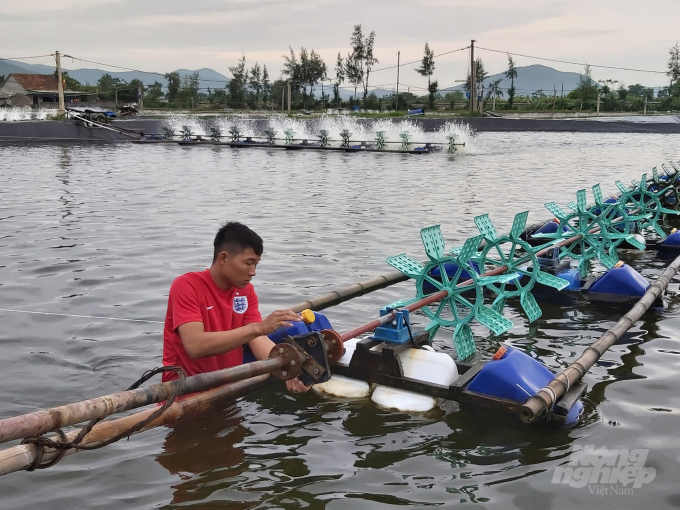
<box><xmin>1</xmin><ymin>59</ymin><xmax>585</xmax><ymax>100</ymax></box>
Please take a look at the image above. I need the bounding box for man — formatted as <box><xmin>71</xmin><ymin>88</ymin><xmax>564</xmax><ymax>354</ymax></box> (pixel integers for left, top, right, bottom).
<box><xmin>162</xmin><ymin>222</ymin><xmax>310</xmax><ymax>393</ymax></box>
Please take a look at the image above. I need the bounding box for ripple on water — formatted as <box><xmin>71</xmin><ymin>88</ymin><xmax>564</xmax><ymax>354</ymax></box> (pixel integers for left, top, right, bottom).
<box><xmin>1</xmin><ymin>132</ymin><xmax>680</xmax><ymax>508</ymax></box>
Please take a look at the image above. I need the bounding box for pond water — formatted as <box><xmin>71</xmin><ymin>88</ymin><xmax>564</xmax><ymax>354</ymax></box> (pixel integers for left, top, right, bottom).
<box><xmin>1</xmin><ymin>129</ymin><xmax>680</xmax><ymax>509</ymax></box>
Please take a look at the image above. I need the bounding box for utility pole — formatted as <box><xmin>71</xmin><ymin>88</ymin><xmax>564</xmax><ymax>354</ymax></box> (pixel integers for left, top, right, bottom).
<box><xmin>552</xmin><ymin>85</ymin><xmax>556</xmax><ymax>117</ymax></box>
<box><xmin>644</xmin><ymin>96</ymin><xmax>648</xmax><ymax>115</ymax></box>
<box><xmin>596</xmin><ymin>93</ymin><xmax>600</xmax><ymax>115</ymax></box>
<box><xmin>114</xmin><ymin>88</ymin><xmax>118</xmax><ymax>110</ymax></box>
<box><xmin>138</xmin><ymin>85</ymin><xmax>144</xmax><ymax>114</ymax></box>
<box><xmin>55</xmin><ymin>50</ymin><xmax>65</xmax><ymax>114</ymax></box>
<box><xmin>281</xmin><ymin>89</ymin><xmax>284</xmax><ymax>111</ymax></box>
<box><xmin>396</xmin><ymin>51</ymin><xmax>400</xmax><ymax>111</ymax></box>
<box><xmin>287</xmin><ymin>81</ymin><xmax>291</xmax><ymax>115</ymax></box>
<box><xmin>470</xmin><ymin>40</ymin><xmax>476</xmax><ymax>113</ymax></box>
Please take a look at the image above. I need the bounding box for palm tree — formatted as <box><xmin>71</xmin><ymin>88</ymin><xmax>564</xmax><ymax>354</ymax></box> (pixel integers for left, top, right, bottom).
<box><xmin>487</xmin><ymin>79</ymin><xmax>504</xmax><ymax>111</ymax></box>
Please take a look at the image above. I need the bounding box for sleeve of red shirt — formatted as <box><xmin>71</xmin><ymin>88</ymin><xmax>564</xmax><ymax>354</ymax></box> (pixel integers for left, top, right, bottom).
<box><xmin>169</xmin><ymin>275</ymin><xmax>203</xmax><ymax>330</ymax></box>
<box><xmin>244</xmin><ymin>284</ymin><xmax>263</xmax><ymax>325</ymax></box>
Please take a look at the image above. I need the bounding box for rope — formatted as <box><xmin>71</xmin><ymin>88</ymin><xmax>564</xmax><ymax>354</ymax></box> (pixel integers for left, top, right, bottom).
<box><xmin>20</xmin><ymin>366</ymin><xmax>186</xmax><ymax>470</ymax></box>
<box><xmin>0</xmin><ymin>309</ymin><xmax>163</xmax><ymax>324</ymax></box>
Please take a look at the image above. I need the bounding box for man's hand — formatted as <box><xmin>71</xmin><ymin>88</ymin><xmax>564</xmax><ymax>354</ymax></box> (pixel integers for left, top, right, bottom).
<box><xmin>257</xmin><ymin>309</ymin><xmax>301</xmax><ymax>336</ymax></box>
<box><xmin>286</xmin><ymin>377</ymin><xmax>311</xmax><ymax>394</ymax></box>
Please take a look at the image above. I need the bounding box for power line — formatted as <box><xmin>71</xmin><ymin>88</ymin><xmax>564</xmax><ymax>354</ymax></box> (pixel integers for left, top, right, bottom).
<box><xmin>62</xmin><ymin>54</ymin><xmax>232</xmax><ymax>85</ymax></box>
<box><xmin>476</xmin><ymin>46</ymin><xmax>667</xmax><ymax>75</ymax></box>
<box><xmin>0</xmin><ymin>54</ymin><xmax>54</xmax><ymax>62</ymax></box>
<box><xmin>370</xmin><ymin>45</ymin><xmax>470</xmax><ymax>73</ymax></box>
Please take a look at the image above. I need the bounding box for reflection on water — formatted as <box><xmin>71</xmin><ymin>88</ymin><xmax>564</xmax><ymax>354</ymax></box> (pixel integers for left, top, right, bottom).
<box><xmin>0</xmin><ymin>132</ymin><xmax>680</xmax><ymax>509</ymax></box>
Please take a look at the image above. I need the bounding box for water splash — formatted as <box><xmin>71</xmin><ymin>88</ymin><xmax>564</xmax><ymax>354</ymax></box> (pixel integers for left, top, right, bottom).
<box><xmin>162</xmin><ymin>113</ymin><xmax>476</xmax><ymax>152</ymax></box>
<box><xmin>0</xmin><ymin>107</ymin><xmax>58</xmax><ymax>122</ymax></box>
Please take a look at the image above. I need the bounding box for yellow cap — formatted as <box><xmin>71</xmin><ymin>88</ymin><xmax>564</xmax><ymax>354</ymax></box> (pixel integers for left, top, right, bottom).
<box><xmin>672</xmin><ymin>228</ymin><xmax>677</xmax><ymax>234</ymax></box>
<box><xmin>301</xmin><ymin>309</ymin><xmax>315</xmax><ymax>324</ymax></box>
<box><xmin>614</xmin><ymin>261</ymin><xmax>624</xmax><ymax>268</ymax></box>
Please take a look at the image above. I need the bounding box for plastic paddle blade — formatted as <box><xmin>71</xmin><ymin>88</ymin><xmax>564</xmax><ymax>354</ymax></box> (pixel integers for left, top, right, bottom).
<box><xmin>474</xmin><ymin>214</ymin><xmax>498</xmax><ymax>241</ymax></box>
<box><xmin>456</xmin><ymin>235</ymin><xmax>484</xmax><ymax>264</ymax></box>
<box><xmin>652</xmin><ymin>167</ymin><xmax>660</xmax><ymax>183</ymax></box>
<box><xmin>520</xmin><ymin>291</ymin><xmax>542</xmax><ymax>323</ymax></box>
<box><xmin>566</xmin><ymin>201</ymin><xmax>577</xmax><ymax>212</ymax></box>
<box><xmin>478</xmin><ymin>273</ymin><xmax>519</xmax><ymax>287</ymax></box>
<box><xmin>593</xmin><ymin>184</ymin><xmax>603</xmax><ymax>206</ymax></box>
<box><xmin>510</xmin><ymin>211</ymin><xmax>529</xmax><ymax>240</ymax></box>
<box><xmin>535</xmin><ymin>270</ymin><xmax>569</xmax><ymax>291</ymax></box>
<box><xmin>639</xmin><ymin>173</ymin><xmax>647</xmax><ymax>191</ymax></box>
<box><xmin>545</xmin><ymin>202</ymin><xmax>567</xmax><ymax>220</ymax></box>
<box><xmin>615</xmin><ymin>180</ymin><xmax>629</xmax><ymax>194</ymax></box>
<box><xmin>425</xmin><ymin>321</ymin><xmax>440</xmax><ymax>339</ymax></box>
<box><xmin>421</xmin><ymin>225</ymin><xmax>446</xmax><ymax>261</ymax></box>
<box><xmin>492</xmin><ymin>295</ymin><xmax>507</xmax><ymax>314</ymax></box>
<box><xmin>385</xmin><ymin>297</ymin><xmax>420</xmax><ymax>309</ymax></box>
<box><xmin>598</xmin><ymin>250</ymin><xmax>619</xmax><ymax>269</ymax></box>
<box><xmin>449</xmin><ymin>246</ymin><xmax>463</xmax><ymax>256</ymax></box>
<box><xmin>476</xmin><ymin>305</ymin><xmax>514</xmax><ymax>336</ymax></box>
<box><xmin>652</xmin><ymin>221</ymin><xmax>667</xmax><ymax>238</ymax></box>
<box><xmin>620</xmin><ymin>233</ymin><xmax>646</xmax><ymax>250</ymax></box>
<box><xmin>386</xmin><ymin>254</ymin><xmax>423</xmax><ymax>279</ymax></box>
<box><xmin>453</xmin><ymin>324</ymin><xmax>476</xmax><ymax>361</ymax></box>
<box><xmin>576</xmin><ymin>189</ymin><xmax>587</xmax><ymax>213</ymax></box>
<box><xmin>577</xmin><ymin>260</ymin><xmax>589</xmax><ymax>279</ymax></box>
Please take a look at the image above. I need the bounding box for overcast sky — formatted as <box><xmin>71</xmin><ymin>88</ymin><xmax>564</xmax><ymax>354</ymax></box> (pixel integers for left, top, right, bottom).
<box><xmin>2</xmin><ymin>0</ymin><xmax>678</xmax><ymax>91</ymax></box>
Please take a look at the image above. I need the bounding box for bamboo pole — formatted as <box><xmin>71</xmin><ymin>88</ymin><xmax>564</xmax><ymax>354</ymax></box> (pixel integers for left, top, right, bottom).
<box><xmin>519</xmin><ymin>253</ymin><xmax>680</xmax><ymax>423</ymax></box>
<box><xmin>0</xmin><ymin>375</ymin><xmax>273</xmax><ymax>477</ymax></box>
<box><xmin>288</xmin><ymin>270</ymin><xmax>409</xmax><ymax>313</ymax></box>
<box><xmin>0</xmin><ymin>358</ymin><xmax>283</xmax><ymax>445</ymax></box>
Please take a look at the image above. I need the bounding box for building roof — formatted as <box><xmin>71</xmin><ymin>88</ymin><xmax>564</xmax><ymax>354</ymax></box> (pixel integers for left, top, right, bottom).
<box><xmin>11</xmin><ymin>73</ymin><xmax>59</xmax><ymax>92</ymax></box>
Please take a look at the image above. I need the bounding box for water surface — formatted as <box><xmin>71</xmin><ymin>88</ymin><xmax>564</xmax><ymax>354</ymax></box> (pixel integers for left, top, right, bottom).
<box><xmin>1</xmin><ymin>131</ymin><xmax>680</xmax><ymax>509</ymax></box>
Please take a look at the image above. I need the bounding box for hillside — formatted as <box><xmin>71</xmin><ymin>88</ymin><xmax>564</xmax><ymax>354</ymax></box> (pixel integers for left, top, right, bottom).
<box><xmin>445</xmin><ymin>64</ymin><xmax>583</xmax><ymax>96</ymax></box>
<box><xmin>0</xmin><ymin>60</ymin><xmax>230</xmax><ymax>91</ymax></box>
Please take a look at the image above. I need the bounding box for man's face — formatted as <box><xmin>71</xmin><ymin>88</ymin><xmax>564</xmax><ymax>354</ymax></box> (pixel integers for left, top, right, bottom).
<box><xmin>220</xmin><ymin>247</ymin><xmax>261</xmax><ymax>288</ymax></box>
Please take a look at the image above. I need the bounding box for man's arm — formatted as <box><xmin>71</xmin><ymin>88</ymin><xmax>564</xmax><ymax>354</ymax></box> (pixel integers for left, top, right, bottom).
<box><xmin>178</xmin><ymin>309</ymin><xmax>300</xmax><ymax>359</ymax></box>
<box><xmin>248</xmin><ymin>335</ymin><xmax>310</xmax><ymax>393</ymax></box>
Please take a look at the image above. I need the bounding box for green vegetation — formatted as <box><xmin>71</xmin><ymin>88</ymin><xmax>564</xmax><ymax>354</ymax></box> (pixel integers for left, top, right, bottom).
<box><xmin>54</xmin><ymin>36</ymin><xmax>680</xmax><ymax>115</ymax></box>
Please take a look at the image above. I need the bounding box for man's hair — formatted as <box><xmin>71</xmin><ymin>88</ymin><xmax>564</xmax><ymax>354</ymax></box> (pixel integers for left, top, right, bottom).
<box><xmin>213</xmin><ymin>222</ymin><xmax>263</xmax><ymax>262</ymax></box>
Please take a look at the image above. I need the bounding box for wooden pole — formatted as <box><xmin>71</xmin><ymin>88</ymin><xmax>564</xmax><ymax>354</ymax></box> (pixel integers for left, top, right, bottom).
<box><xmin>597</xmin><ymin>93</ymin><xmax>600</xmax><ymax>115</ymax></box>
<box><xmin>520</xmin><ymin>253</ymin><xmax>680</xmax><ymax>423</ymax></box>
<box><xmin>55</xmin><ymin>51</ymin><xmax>65</xmax><ymax>114</ymax></box>
<box><xmin>552</xmin><ymin>86</ymin><xmax>556</xmax><ymax>117</ymax></box>
<box><xmin>470</xmin><ymin>40</ymin><xmax>476</xmax><ymax>113</ymax></box>
<box><xmin>395</xmin><ymin>51</ymin><xmax>400</xmax><ymax>111</ymax></box>
<box><xmin>287</xmin><ymin>81</ymin><xmax>291</xmax><ymax>115</ymax></box>
<box><xmin>281</xmin><ymin>88</ymin><xmax>284</xmax><ymax>111</ymax></box>
<box><xmin>644</xmin><ymin>97</ymin><xmax>648</xmax><ymax>115</ymax></box>
<box><xmin>0</xmin><ymin>375</ymin><xmax>273</xmax><ymax>477</ymax></box>
<box><xmin>0</xmin><ymin>358</ymin><xmax>284</xmax><ymax>445</ymax></box>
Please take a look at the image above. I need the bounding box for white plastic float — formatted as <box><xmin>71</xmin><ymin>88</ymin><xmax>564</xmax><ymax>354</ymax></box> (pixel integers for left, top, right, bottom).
<box><xmin>314</xmin><ymin>338</ymin><xmax>459</xmax><ymax>412</ymax></box>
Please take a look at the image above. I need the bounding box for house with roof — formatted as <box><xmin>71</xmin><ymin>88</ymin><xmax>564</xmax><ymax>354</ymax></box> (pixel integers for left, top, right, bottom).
<box><xmin>0</xmin><ymin>73</ymin><xmax>95</xmax><ymax>107</ymax></box>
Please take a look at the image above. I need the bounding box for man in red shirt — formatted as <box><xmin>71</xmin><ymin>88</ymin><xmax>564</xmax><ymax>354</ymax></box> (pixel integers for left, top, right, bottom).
<box><xmin>163</xmin><ymin>222</ymin><xmax>309</xmax><ymax>393</ymax></box>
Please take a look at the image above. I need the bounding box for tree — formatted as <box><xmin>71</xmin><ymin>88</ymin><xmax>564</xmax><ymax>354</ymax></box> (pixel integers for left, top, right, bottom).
<box><xmin>416</xmin><ymin>42</ymin><xmax>436</xmax><ymax>109</ymax></box>
<box><xmin>145</xmin><ymin>81</ymin><xmax>163</xmax><ymax>103</ymax></box>
<box><xmin>505</xmin><ymin>54</ymin><xmax>518</xmax><ymax>108</ymax></box>
<box><xmin>62</xmin><ymin>71</ymin><xmax>82</xmax><ymax>90</ymax></box>
<box><xmin>334</xmin><ymin>53</ymin><xmax>345</xmax><ymax>107</ymax></box>
<box><xmin>576</xmin><ymin>64</ymin><xmax>597</xmax><ymax>109</ymax></box>
<box><xmin>164</xmin><ymin>72</ymin><xmax>180</xmax><ymax>102</ymax></box>
<box><xmin>344</xmin><ymin>24</ymin><xmax>378</xmax><ymax>104</ymax></box>
<box><xmin>487</xmin><ymin>78</ymin><xmax>503</xmax><ymax>110</ymax></box>
<box><xmin>179</xmin><ymin>71</ymin><xmax>199</xmax><ymax>107</ymax></box>
<box><xmin>361</xmin><ymin>30</ymin><xmax>378</xmax><ymax>102</ymax></box>
<box><xmin>229</xmin><ymin>56</ymin><xmax>247</xmax><ymax>108</ymax></box>
<box><xmin>262</xmin><ymin>65</ymin><xmax>271</xmax><ymax>107</ymax></box>
<box><xmin>668</xmin><ymin>43</ymin><xmax>680</xmax><ymax>91</ymax></box>
<box><xmin>97</xmin><ymin>73</ymin><xmax>121</xmax><ymax>92</ymax></box>
<box><xmin>249</xmin><ymin>62</ymin><xmax>263</xmax><ymax>106</ymax></box>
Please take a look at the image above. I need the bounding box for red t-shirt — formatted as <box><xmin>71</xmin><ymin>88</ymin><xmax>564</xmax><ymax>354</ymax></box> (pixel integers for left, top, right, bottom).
<box><xmin>162</xmin><ymin>269</ymin><xmax>262</xmax><ymax>381</ymax></box>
